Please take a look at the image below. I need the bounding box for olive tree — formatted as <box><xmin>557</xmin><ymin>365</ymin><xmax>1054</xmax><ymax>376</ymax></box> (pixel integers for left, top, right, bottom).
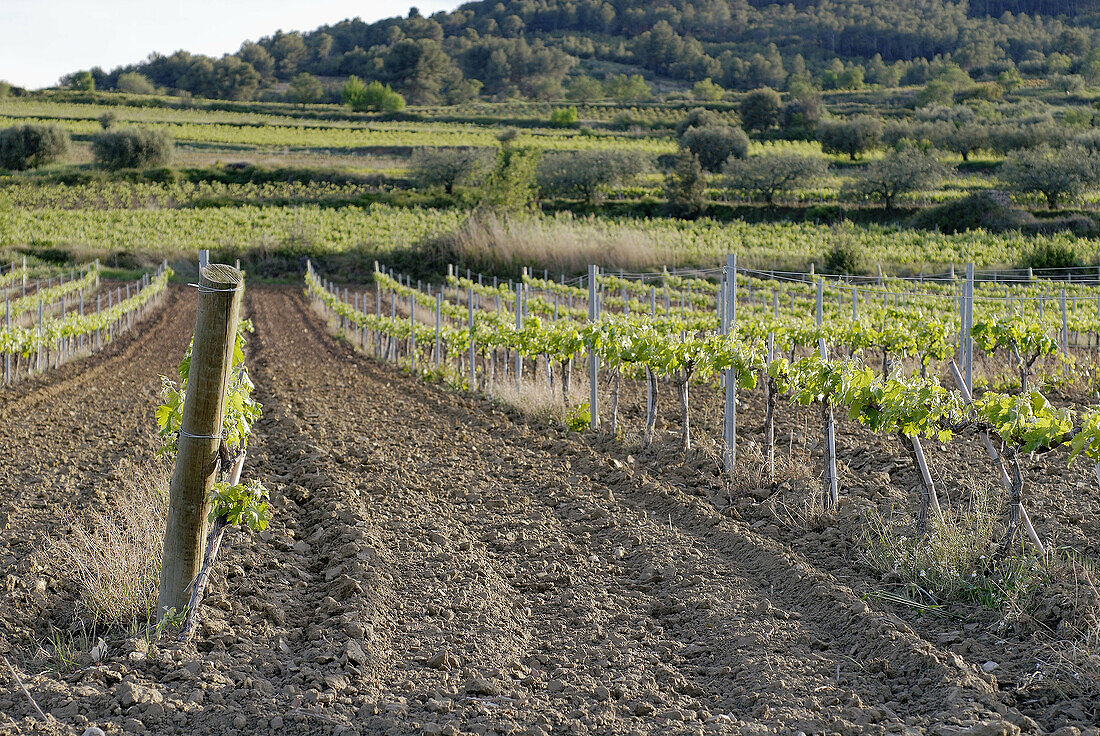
<box><xmin>723</xmin><ymin>153</ymin><xmax>828</xmax><ymax>206</ymax></box>
<box><xmin>1000</xmin><ymin>144</ymin><xmax>1100</xmax><ymax>209</ymax></box>
<box><xmin>680</xmin><ymin>125</ymin><xmax>749</xmax><ymax>172</ymax></box>
<box><xmin>740</xmin><ymin>87</ymin><xmax>782</xmax><ymax>132</ymax></box>
<box><xmin>409</xmin><ymin>148</ymin><xmax>495</xmax><ymax>195</ymax></box>
<box><xmin>91</xmin><ymin>128</ymin><xmax>173</xmax><ymax>169</ymax></box>
<box><xmin>0</xmin><ymin>124</ymin><xmax>70</xmax><ymax>170</ymax></box>
<box><xmin>842</xmin><ymin>146</ymin><xmax>953</xmax><ymax>210</ymax></box>
<box><xmin>537</xmin><ymin>150</ymin><xmax>650</xmax><ymax>204</ymax></box>
<box><xmin>818</xmin><ymin>116</ymin><xmax>883</xmax><ymax>160</ymax></box>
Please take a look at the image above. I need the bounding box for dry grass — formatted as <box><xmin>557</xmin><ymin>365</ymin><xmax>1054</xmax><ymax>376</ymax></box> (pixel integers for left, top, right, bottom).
<box><xmin>45</xmin><ymin>459</ymin><xmax>169</xmax><ymax>628</ymax></box>
<box><xmin>487</xmin><ymin>369</ymin><xmax>591</xmax><ymax>427</ymax></box>
<box><xmin>860</xmin><ymin>479</ymin><xmax>1048</xmax><ymax>609</ymax></box>
<box><xmin>442</xmin><ymin>211</ymin><xmax>684</xmax><ymax>278</ymax></box>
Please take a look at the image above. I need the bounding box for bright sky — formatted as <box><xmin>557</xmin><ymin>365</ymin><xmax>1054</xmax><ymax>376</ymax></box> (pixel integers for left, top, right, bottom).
<box><xmin>0</xmin><ymin>1</ymin><xmax>464</xmax><ymax>90</ymax></box>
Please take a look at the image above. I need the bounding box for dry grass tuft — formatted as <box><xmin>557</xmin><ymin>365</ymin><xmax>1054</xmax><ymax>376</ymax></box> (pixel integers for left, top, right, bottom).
<box><xmin>487</xmin><ymin>371</ymin><xmax>590</xmax><ymax>427</ymax></box>
<box><xmin>46</xmin><ymin>459</ymin><xmax>169</xmax><ymax>628</ymax></box>
<box><xmin>860</xmin><ymin>479</ymin><xmax>1047</xmax><ymax>609</ymax></box>
<box><xmin>442</xmin><ymin>211</ymin><xmax>683</xmax><ymax>278</ymax></box>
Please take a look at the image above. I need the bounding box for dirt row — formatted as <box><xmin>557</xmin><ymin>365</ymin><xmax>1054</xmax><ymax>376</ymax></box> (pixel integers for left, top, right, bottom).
<box><xmin>0</xmin><ymin>285</ymin><xmax>1093</xmax><ymax>735</ymax></box>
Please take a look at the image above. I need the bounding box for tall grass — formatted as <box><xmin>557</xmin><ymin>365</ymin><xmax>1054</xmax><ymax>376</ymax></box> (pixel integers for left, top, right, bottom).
<box><xmin>439</xmin><ymin>211</ymin><xmax>684</xmax><ymax>278</ymax></box>
<box><xmin>46</xmin><ymin>459</ymin><xmax>168</xmax><ymax>627</ymax></box>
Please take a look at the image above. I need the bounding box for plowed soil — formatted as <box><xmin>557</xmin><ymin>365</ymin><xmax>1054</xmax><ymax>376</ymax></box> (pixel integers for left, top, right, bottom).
<box><xmin>0</xmin><ymin>285</ymin><xmax>1096</xmax><ymax>736</ymax></box>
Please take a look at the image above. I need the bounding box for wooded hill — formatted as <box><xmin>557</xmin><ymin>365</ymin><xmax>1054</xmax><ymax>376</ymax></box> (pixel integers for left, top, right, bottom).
<box><xmin>51</xmin><ymin>0</ymin><xmax>1100</xmax><ymax>104</ymax></box>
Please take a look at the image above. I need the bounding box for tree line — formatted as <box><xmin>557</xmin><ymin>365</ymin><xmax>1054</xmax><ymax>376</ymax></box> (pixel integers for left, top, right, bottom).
<box><xmin>57</xmin><ymin>0</ymin><xmax>1100</xmax><ymax>104</ymax></box>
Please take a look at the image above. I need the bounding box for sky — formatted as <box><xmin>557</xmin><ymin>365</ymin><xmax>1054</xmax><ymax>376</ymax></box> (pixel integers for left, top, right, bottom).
<box><xmin>0</xmin><ymin>0</ymin><xmax>463</xmax><ymax>90</ymax></box>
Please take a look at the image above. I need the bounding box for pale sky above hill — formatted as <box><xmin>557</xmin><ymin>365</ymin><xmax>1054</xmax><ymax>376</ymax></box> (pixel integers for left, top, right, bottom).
<box><xmin>0</xmin><ymin>1</ymin><xmax>463</xmax><ymax>90</ymax></box>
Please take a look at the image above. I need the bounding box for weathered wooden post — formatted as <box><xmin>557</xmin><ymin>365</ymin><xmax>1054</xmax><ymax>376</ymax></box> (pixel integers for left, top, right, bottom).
<box><xmin>158</xmin><ymin>264</ymin><xmax>244</xmax><ymax>619</ymax></box>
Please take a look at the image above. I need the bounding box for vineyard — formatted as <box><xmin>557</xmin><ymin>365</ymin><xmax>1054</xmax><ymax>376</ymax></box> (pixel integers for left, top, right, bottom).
<box><xmin>0</xmin><ymin>255</ymin><xmax>1097</xmax><ymax>736</ymax></box>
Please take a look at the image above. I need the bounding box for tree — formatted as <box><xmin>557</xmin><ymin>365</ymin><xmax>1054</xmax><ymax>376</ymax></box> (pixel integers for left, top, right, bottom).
<box><xmin>723</xmin><ymin>153</ymin><xmax>827</xmax><ymax>206</ymax></box>
<box><xmin>288</xmin><ymin>73</ymin><xmax>324</xmax><ymax>106</ymax></box>
<box><xmin>210</xmin><ymin>56</ymin><xmax>260</xmax><ymax>100</ymax></box>
<box><xmin>740</xmin><ymin>87</ymin><xmax>782</xmax><ymax>132</ymax></box>
<box><xmin>938</xmin><ymin>123</ymin><xmax>988</xmax><ymax>161</ymax></box>
<box><xmin>680</xmin><ymin>125</ymin><xmax>749</xmax><ymax>172</ymax></box>
<box><xmin>818</xmin><ymin>116</ymin><xmax>883</xmax><ymax>160</ymax></box>
<box><xmin>549</xmin><ymin>106</ymin><xmax>579</xmax><ymax>128</ymax></box>
<box><xmin>781</xmin><ymin>90</ymin><xmax>822</xmax><ymax>135</ymax></box>
<box><xmin>693</xmin><ymin>78</ymin><xmax>724</xmax><ymax>101</ymax></box>
<box><xmin>384</xmin><ymin>38</ymin><xmax>453</xmax><ymax>104</ymax></box>
<box><xmin>117</xmin><ymin>72</ymin><xmax>155</xmax><ymax>95</ymax></box>
<box><xmin>0</xmin><ymin>124</ymin><xmax>70</xmax><ymax>170</ymax></box>
<box><xmin>410</xmin><ymin>148</ymin><xmax>495</xmax><ymax>194</ymax></box>
<box><xmin>536</xmin><ymin>150</ymin><xmax>650</xmax><ymax>204</ymax></box>
<box><xmin>238</xmin><ymin>42</ymin><xmax>275</xmax><ymax>80</ymax></box>
<box><xmin>1001</xmin><ymin>145</ymin><xmax>1100</xmax><ymax>209</ymax></box>
<box><xmin>842</xmin><ymin>146</ymin><xmax>953</xmax><ymax>210</ymax></box>
<box><xmin>915</xmin><ymin>79</ymin><xmax>954</xmax><ymax>107</ymax></box>
<box><xmin>997</xmin><ymin>68</ymin><xmax>1023</xmax><ymax>92</ymax></box>
<box><xmin>91</xmin><ymin>128</ymin><xmax>173</xmax><ymax>170</ymax></box>
<box><xmin>343</xmin><ymin>76</ymin><xmax>404</xmax><ymax>112</ymax></box>
<box><xmin>664</xmin><ymin>149</ymin><xmax>706</xmax><ymax>217</ymax></box>
<box><xmin>63</xmin><ymin>70</ymin><xmax>95</xmax><ymax>91</ymax></box>
<box><xmin>676</xmin><ymin>108</ymin><xmax>726</xmax><ymax>137</ymax></box>
<box><xmin>566</xmin><ymin>75</ymin><xmax>604</xmax><ymax>102</ymax></box>
<box><xmin>268</xmin><ymin>31</ymin><xmax>307</xmax><ymax>78</ymax></box>
<box><xmin>1053</xmin><ymin>74</ymin><xmax>1085</xmax><ymax>94</ymax></box>
<box><xmin>604</xmin><ymin>74</ymin><xmax>651</xmax><ymax>102</ymax></box>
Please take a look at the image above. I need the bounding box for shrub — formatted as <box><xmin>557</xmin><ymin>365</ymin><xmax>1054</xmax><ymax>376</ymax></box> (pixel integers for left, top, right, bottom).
<box><xmin>91</xmin><ymin>127</ymin><xmax>173</xmax><ymax>170</ymax></box>
<box><xmin>409</xmin><ymin>147</ymin><xmax>494</xmax><ymax>194</ymax></box>
<box><xmin>817</xmin><ymin>116</ymin><xmax>883</xmax><ymax>160</ymax></box>
<box><xmin>692</xmin><ymin>78</ymin><xmax>725</xmax><ymax>102</ymax></box>
<box><xmin>680</xmin><ymin>125</ymin><xmax>749</xmax><ymax>172</ymax></box>
<box><xmin>1001</xmin><ymin>144</ymin><xmax>1100</xmax><ymax>209</ymax></box>
<box><xmin>1021</xmin><ymin>240</ymin><xmax>1083</xmax><ymax>271</ymax></box>
<box><xmin>723</xmin><ymin>153</ymin><xmax>827</xmax><ymax>206</ymax></box>
<box><xmin>117</xmin><ymin>71</ymin><xmax>155</xmax><ymax>95</ymax></box>
<box><xmin>549</xmin><ymin>106</ymin><xmax>579</xmax><ymax>128</ymax></box>
<box><xmin>664</xmin><ymin>149</ymin><xmax>707</xmax><ymax>217</ymax></box>
<box><xmin>910</xmin><ymin>191</ymin><xmax>1036</xmax><ymax>233</ymax></box>
<box><xmin>98</xmin><ymin>111</ymin><xmax>117</xmax><ymax>130</ymax></box>
<box><xmin>536</xmin><ymin>150</ymin><xmax>650</xmax><ymax>204</ymax></box>
<box><xmin>740</xmin><ymin>87</ymin><xmax>782</xmax><ymax>132</ymax></box>
<box><xmin>0</xmin><ymin>124</ymin><xmax>70</xmax><ymax>170</ymax></box>
<box><xmin>342</xmin><ymin>76</ymin><xmax>405</xmax><ymax>112</ymax></box>
<box><xmin>823</xmin><ymin>232</ymin><xmax>864</xmax><ymax>274</ymax></box>
<box><xmin>675</xmin><ymin>107</ymin><xmax>726</xmax><ymax>137</ymax></box>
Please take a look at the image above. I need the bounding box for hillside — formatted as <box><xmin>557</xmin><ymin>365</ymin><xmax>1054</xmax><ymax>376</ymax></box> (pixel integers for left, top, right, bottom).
<box><xmin>56</xmin><ymin>0</ymin><xmax>1100</xmax><ymax>104</ymax></box>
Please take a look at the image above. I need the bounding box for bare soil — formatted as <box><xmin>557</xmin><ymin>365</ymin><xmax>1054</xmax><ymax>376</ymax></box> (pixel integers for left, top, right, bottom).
<box><xmin>0</xmin><ymin>285</ymin><xmax>1097</xmax><ymax>736</ymax></box>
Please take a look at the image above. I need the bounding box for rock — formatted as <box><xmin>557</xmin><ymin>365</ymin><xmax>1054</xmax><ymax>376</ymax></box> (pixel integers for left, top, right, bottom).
<box><xmin>981</xmin><ymin>661</ymin><xmax>998</xmax><ymax>673</ymax></box>
<box><xmin>81</xmin><ymin>727</ymin><xmax>106</xmax><ymax>736</ymax></box>
<box><xmin>962</xmin><ymin>721</ymin><xmax>1021</xmax><ymax>736</ymax></box>
<box><xmin>345</xmin><ymin>640</ymin><xmax>368</xmax><ymax>666</ymax></box>
<box><xmin>118</xmin><ymin>681</ymin><xmax>142</xmax><ymax>708</ymax></box>
<box><xmin>269</xmin><ymin>716</ymin><xmax>283</xmax><ymax>729</ymax></box>
<box><xmin>464</xmin><ymin>677</ymin><xmax>500</xmax><ymax>696</ymax></box>
<box><xmin>346</xmin><ymin>621</ymin><xmax>365</xmax><ymax>639</ymax></box>
<box><xmin>427</xmin><ymin>650</ymin><xmax>460</xmax><ymax>671</ymax></box>
<box><xmin>633</xmin><ymin>702</ymin><xmax>656</xmax><ymax>716</ymax></box>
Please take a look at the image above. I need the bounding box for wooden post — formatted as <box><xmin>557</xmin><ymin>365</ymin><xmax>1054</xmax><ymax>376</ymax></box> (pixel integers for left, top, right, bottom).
<box><xmin>158</xmin><ymin>264</ymin><xmax>244</xmax><ymax>619</ymax></box>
